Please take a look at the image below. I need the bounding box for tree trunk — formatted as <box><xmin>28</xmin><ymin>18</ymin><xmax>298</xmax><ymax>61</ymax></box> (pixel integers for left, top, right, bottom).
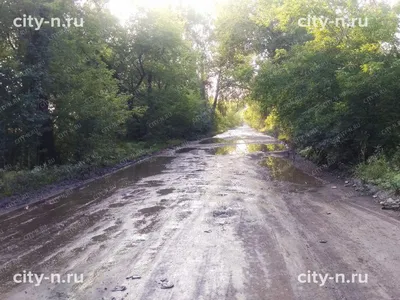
<box><xmin>212</xmin><ymin>70</ymin><xmax>221</xmax><ymax>118</ymax></box>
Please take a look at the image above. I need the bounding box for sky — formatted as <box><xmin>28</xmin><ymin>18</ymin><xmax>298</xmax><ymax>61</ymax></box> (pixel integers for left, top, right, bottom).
<box><xmin>107</xmin><ymin>0</ymin><xmax>223</xmax><ymax>23</ymax></box>
<box><xmin>107</xmin><ymin>0</ymin><xmax>399</xmax><ymax>24</ymax></box>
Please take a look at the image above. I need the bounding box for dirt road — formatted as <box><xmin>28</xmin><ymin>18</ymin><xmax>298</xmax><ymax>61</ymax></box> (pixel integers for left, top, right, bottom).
<box><xmin>1</xmin><ymin>125</ymin><xmax>400</xmax><ymax>300</ymax></box>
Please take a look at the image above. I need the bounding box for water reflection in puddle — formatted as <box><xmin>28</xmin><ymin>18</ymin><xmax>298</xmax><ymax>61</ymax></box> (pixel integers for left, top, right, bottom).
<box><xmin>205</xmin><ymin>142</ymin><xmax>286</xmax><ymax>155</ymax></box>
<box><xmin>176</xmin><ymin>147</ymin><xmax>198</xmax><ymax>153</ymax></box>
<box><xmin>199</xmin><ymin>138</ymin><xmax>232</xmax><ymax>144</ymax></box>
<box><xmin>177</xmin><ymin>142</ymin><xmax>285</xmax><ymax>155</ymax></box>
<box><xmin>248</xmin><ymin>143</ymin><xmax>286</xmax><ymax>152</ymax></box>
<box><xmin>260</xmin><ymin>157</ymin><xmax>322</xmax><ymax>186</ymax></box>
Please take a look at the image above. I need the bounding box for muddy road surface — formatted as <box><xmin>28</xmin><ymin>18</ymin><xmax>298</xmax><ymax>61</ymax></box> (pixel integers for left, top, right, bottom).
<box><xmin>1</xmin><ymin>125</ymin><xmax>400</xmax><ymax>300</ymax></box>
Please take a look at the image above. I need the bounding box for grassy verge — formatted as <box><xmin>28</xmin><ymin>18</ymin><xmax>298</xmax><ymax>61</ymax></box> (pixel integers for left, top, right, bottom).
<box><xmin>0</xmin><ymin>139</ymin><xmax>182</xmax><ymax>198</ymax></box>
<box><xmin>355</xmin><ymin>153</ymin><xmax>400</xmax><ymax>194</ymax></box>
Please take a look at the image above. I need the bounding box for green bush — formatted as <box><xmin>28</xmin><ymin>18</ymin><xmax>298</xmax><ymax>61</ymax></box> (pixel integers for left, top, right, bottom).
<box><xmin>355</xmin><ymin>153</ymin><xmax>400</xmax><ymax>193</ymax></box>
<box><xmin>356</xmin><ymin>155</ymin><xmax>390</xmax><ymax>181</ymax></box>
<box><xmin>389</xmin><ymin>174</ymin><xmax>400</xmax><ymax>192</ymax></box>
<box><xmin>389</xmin><ymin>148</ymin><xmax>400</xmax><ymax>171</ymax></box>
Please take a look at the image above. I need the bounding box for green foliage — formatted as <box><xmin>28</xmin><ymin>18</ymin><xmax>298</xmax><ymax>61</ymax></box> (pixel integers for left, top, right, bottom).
<box><xmin>214</xmin><ymin>102</ymin><xmax>244</xmax><ymax>133</ymax></box>
<box><xmin>0</xmin><ymin>1</ymin><xmax>215</xmax><ymax>197</ymax></box>
<box><xmin>389</xmin><ymin>174</ymin><xmax>400</xmax><ymax>193</ymax></box>
<box><xmin>242</xmin><ymin>0</ymin><xmax>400</xmax><ymax>167</ymax></box>
<box><xmin>356</xmin><ymin>155</ymin><xmax>390</xmax><ymax>181</ymax></box>
<box><xmin>355</xmin><ymin>153</ymin><xmax>400</xmax><ymax>193</ymax></box>
<box><xmin>243</xmin><ymin>101</ymin><xmax>266</xmax><ymax>131</ymax></box>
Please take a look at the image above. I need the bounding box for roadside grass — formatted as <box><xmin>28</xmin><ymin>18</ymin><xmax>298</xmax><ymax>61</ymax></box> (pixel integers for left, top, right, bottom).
<box><xmin>355</xmin><ymin>153</ymin><xmax>400</xmax><ymax>193</ymax></box>
<box><xmin>0</xmin><ymin>140</ymin><xmax>182</xmax><ymax>198</ymax></box>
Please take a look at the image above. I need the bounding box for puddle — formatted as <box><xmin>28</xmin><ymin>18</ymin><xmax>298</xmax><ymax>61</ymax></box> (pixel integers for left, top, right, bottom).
<box><xmin>138</xmin><ymin>206</ymin><xmax>166</xmax><ymax>216</ymax></box>
<box><xmin>0</xmin><ymin>156</ymin><xmax>173</xmax><ymax>231</ymax></box>
<box><xmin>260</xmin><ymin>157</ymin><xmax>322</xmax><ymax>186</ymax></box>
<box><xmin>139</xmin><ymin>180</ymin><xmax>165</xmax><ymax>187</ymax></box>
<box><xmin>177</xmin><ymin>142</ymin><xmax>285</xmax><ymax>156</ymax></box>
<box><xmin>157</xmin><ymin>188</ymin><xmax>175</xmax><ymax>196</ymax></box>
<box><xmin>205</xmin><ymin>146</ymin><xmax>236</xmax><ymax>155</ymax></box>
<box><xmin>176</xmin><ymin>147</ymin><xmax>198</xmax><ymax>153</ymax></box>
<box><xmin>247</xmin><ymin>143</ymin><xmax>286</xmax><ymax>152</ymax></box>
<box><xmin>199</xmin><ymin>138</ymin><xmax>231</xmax><ymax>144</ymax></box>
<box><xmin>206</xmin><ymin>143</ymin><xmax>286</xmax><ymax>155</ymax></box>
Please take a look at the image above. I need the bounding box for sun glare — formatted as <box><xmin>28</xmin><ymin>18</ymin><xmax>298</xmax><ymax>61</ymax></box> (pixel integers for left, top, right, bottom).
<box><xmin>107</xmin><ymin>0</ymin><xmax>220</xmax><ymax>23</ymax></box>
